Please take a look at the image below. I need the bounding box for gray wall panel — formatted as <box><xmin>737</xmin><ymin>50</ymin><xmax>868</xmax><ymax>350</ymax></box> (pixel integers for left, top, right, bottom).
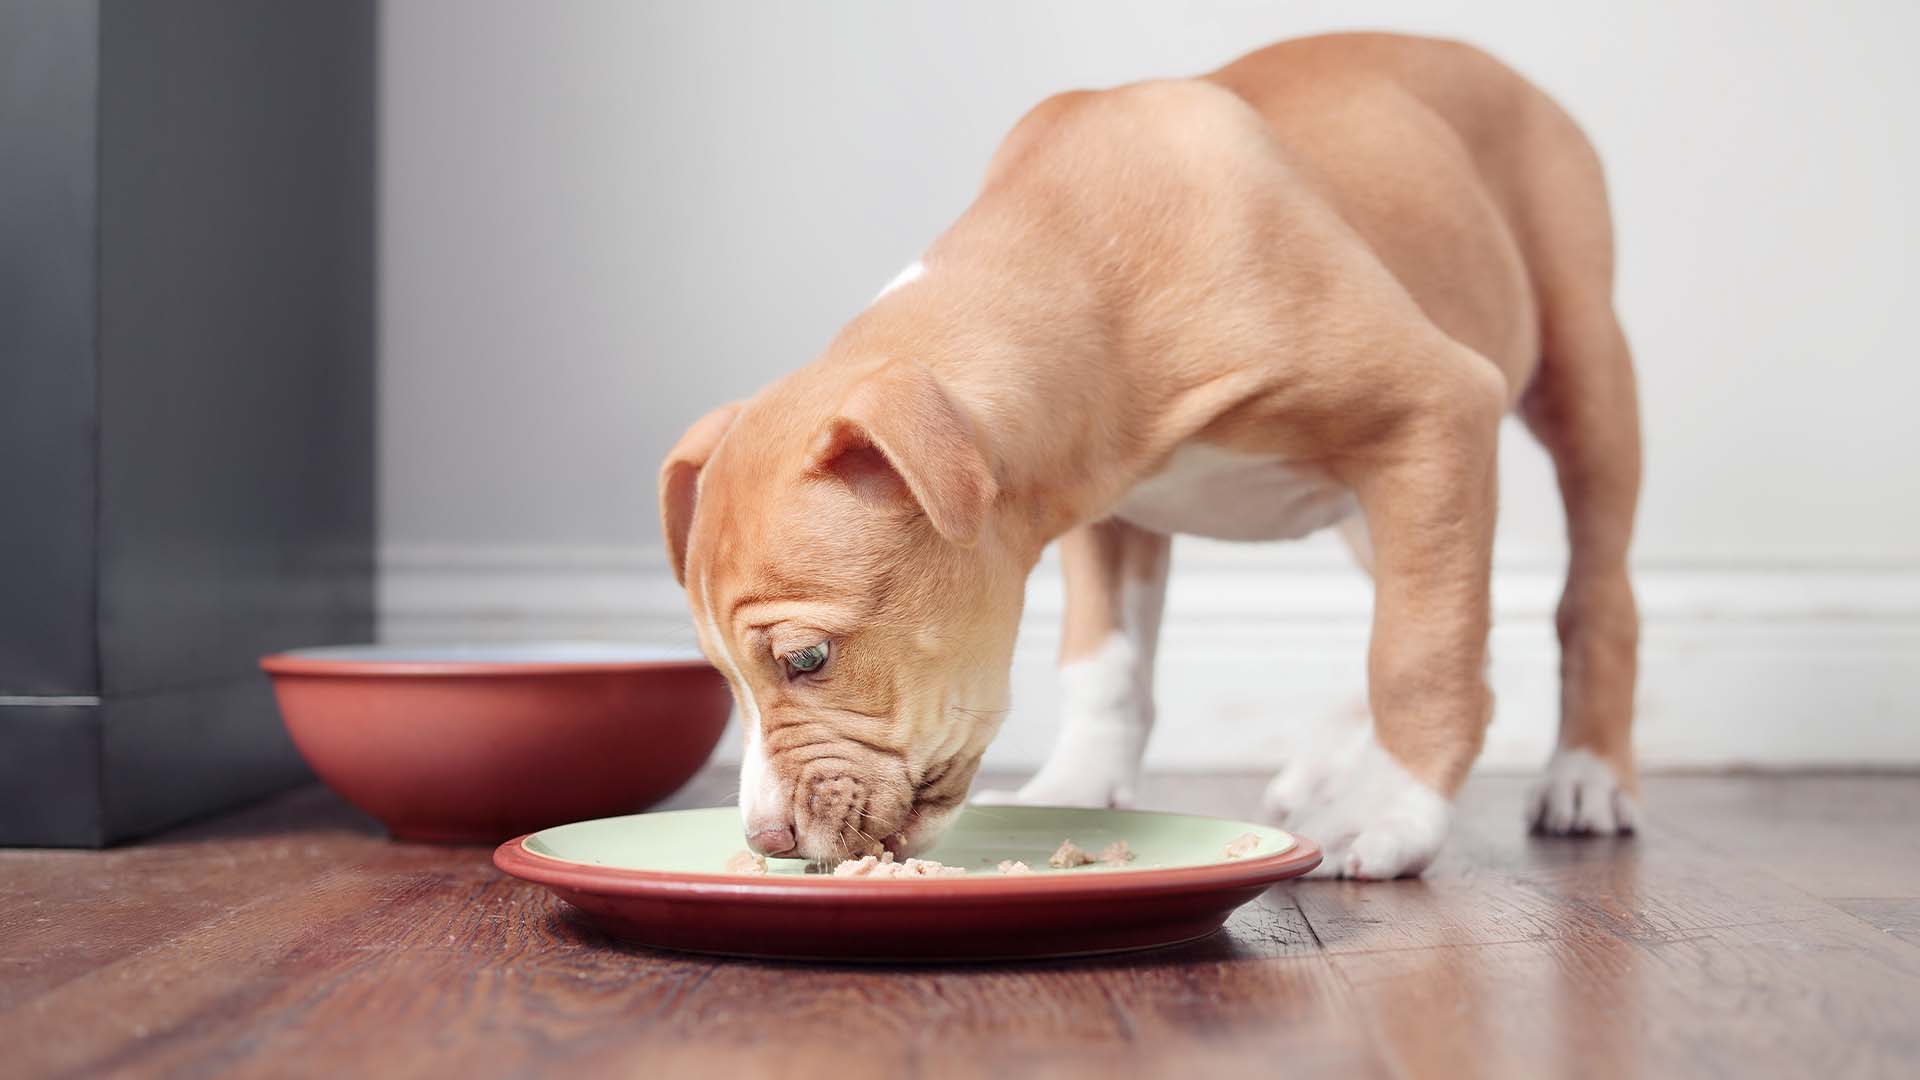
<box><xmin>101</xmin><ymin>679</ymin><xmax>309</xmax><ymax>842</ymax></box>
<box><xmin>0</xmin><ymin>705</ymin><xmax>104</xmax><ymax>847</ymax></box>
<box><xmin>1</xmin><ymin>2</ymin><xmax>375</xmax><ymax>845</ymax></box>
<box><xmin>0</xmin><ymin>1</ymin><xmax>102</xmax><ymax>696</ymax></box>
<box><xmin>97</xmin><ymin>0</ymin><xmax>377</xmax><ymax>696</ymax></box>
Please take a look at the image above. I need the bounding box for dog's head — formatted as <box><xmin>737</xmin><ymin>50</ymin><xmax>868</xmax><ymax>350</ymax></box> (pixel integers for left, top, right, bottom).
<box><xmin>661</xmin><ymin>358</ymin><xmax>1022</xmax><ymax>862</ymax></box>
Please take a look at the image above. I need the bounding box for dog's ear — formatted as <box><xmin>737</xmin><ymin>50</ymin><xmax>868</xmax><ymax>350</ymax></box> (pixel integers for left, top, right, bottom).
<box><xmin>809</xmin><ymin>360</ymin><xmax>997</xmax><ymax>547</ymax></box>
<box><xmin>659</xmin><ymin>401</ymin><xmax>744</xmax><ymax>586</ymax></box>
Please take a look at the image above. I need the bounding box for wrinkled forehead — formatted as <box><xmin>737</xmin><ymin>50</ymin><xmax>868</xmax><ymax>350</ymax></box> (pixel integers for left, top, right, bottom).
<box><xmin>685</xmin><ymin>449</ymin><xmax>895</xmax><ymax>608</ymax></box>
<box><xmin>682</xmin><ymin>414</ymin><xmax>794</xmax><ymax>579</ymax></box>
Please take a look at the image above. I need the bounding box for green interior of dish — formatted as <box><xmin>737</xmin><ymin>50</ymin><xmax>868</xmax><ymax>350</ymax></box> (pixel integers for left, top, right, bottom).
<box><xmin>522</xmin><ymin>805</ymin><xmax>1295</xmax><ymax>876</ymax></box>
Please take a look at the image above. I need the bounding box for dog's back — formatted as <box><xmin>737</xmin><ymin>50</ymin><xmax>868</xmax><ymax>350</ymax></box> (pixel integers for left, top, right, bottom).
<box><xmin>1211</xmin><ymin>32</ymin><xmax>1617</xmax><ymax>393</ymax></box>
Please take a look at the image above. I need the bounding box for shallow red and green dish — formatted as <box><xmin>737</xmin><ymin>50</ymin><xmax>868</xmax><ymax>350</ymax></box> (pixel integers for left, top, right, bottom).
<box><xmin>495</xmin><ymin>804</ymin><xmax>1320</xmax><ymax>961</ymax></box>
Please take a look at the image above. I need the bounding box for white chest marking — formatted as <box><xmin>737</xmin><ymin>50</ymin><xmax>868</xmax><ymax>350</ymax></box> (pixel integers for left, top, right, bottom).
<box><xmin>700</xmin><ymin>576</ymin><xmax>777</xmax><ymax>827</ymax></box>
<box><xmin>1113</xmin><ymin>443</ymin><xmax>1357</xmax><ymax>541</ymax></box>
<box><xmin>873</xmin><ymin>259</ymin><xmax>925</xmax><ymax>301</ymax></box>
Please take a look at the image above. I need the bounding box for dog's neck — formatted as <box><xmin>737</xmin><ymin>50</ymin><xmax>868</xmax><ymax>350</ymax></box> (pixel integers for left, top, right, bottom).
<box><xmin>824</xmin><ymin>244</ymin><xmax>1255</xmax><ymax>566</ymax></box>
<box><xmin>822</xmin><ymin>267</ymin><xmax>1119</xmax><ymax>560</ymax></box>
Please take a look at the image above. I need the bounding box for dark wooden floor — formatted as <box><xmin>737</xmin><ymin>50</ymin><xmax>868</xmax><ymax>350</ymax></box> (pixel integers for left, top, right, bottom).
<box><xmin>5</xmin><ymin>771</ymin><xmax>1920</xmax><ymax>1079</ymax></box>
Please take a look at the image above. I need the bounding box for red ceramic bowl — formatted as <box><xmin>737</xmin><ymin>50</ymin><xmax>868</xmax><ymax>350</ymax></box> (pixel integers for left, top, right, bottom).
<box><xmin>261</xmin><ymin>643</ymin><xmax>731</xmax><ymax>843</ymax></box>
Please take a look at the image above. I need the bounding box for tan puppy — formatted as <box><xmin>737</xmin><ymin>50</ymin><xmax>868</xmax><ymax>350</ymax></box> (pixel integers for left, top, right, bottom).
<box><xmin>661</xmin><ymin>33</ymin><xmax>1641</xmax><ymax>877</ymax></box>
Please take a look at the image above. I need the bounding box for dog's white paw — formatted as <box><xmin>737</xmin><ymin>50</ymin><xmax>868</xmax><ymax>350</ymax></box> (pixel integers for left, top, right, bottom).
<box><xmin>1264</xmin><ymin>723</ymin><xmax>1451</xmax><ymax>879</ymax></box>
<box><xmin>972</xmin><ymin>758</ymin><xmax>1137</xmax><ymax>809</ymax></box>
<box><xmin>1527</xmin><ymin>748</ymin><xmax>1638</xmax><ymax>835</ymax></box>
<box><xmin>976</xmin><ymin>635</ymin><xmax>1151</xmax><ymax>810</ymax></box>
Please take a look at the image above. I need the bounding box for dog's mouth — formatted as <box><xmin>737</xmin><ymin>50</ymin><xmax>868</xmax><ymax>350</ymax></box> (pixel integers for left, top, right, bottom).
<box><xmin>867</xmin><ymin>817</ymin><xmax>939</xmax><ymax>863</ymax></box>
<box><xmin>813</xmin><ymin>791</ymin><xmax>964</xmax><ymax>864</ymax></box>
<box><xmin>879</xmin><ymin>769</ymin><xmax>975</xmax><ymax>858</ymax></box>
<box><xmin>787</xmin><ymin>752</ymin><xmax>981</xmax><ymax>864</ymax></box>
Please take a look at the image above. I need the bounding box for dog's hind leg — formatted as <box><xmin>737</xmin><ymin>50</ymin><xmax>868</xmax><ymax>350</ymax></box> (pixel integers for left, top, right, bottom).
<box><xmin>1509</xmin><ymin>98</ymin><xmax>1644</xmax><ymax>835</ymax></box>
<box><xmin>975</xmin><ymin>518</ymin><xmax>1170</xmax><ymax>808</ymax></box>
<box><xmin>1520</xmin><ymin>297</ymin><xmax>1643</xmax><ymax>834</ymax></box>
<box><xmin>1476</xmin><ymin>88</ymin><xmax>1643</xmax><ymax>835</ymax></box>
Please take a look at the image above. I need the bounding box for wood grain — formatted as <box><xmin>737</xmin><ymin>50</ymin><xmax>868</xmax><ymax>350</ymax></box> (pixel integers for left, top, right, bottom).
<box><xmin>1647</xmin><ymin>773</ymin><xmax>1920</xmax><ymax>898</ymax></box>
<box><xmin>1831</xmin><ymin>898</ymin><xmax>1920</xmax><ymax>950</ymax></box>
<box><xmin>1305</xmin><ymin>775</ymin><xmax>1920</xmax><ymax>1079</ymax></box>
<box><xmin>3</xmin><ymin>771</ymin><xmax>1918</xmax><ymax>1079</ymax></box>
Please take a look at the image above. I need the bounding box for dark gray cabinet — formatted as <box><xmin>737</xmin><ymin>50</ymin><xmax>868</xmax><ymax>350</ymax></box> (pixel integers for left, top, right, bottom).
<box><xmin>1</xmin><ymin>1</ymin><xmax>376</xmax><ymax>845</ymax></box>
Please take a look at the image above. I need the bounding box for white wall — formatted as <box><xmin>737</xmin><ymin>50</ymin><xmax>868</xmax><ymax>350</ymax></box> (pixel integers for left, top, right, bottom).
<box><xmin>380</xmin><ymin>1</ymin><xmax>1920</xmax><ymax>771</ymax></box>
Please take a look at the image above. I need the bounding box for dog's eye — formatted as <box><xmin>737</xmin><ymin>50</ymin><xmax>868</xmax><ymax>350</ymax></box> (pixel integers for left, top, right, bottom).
<box><xmin>784</xmin><ymin>641</ymin><xmax>830</xmax><ymax>676</ymax></box>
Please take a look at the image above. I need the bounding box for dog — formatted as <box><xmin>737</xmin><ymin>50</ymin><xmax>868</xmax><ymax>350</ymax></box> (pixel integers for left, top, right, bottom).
<box><xmin>659</xmin><ymin>32</ymin><xmax>1641</xmax><ymax>878</ymax></box>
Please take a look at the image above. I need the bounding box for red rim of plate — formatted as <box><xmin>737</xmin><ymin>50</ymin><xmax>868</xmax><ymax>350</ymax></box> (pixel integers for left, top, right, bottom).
<box><xmin>493</xmin><ymin>830</ymin><xmax>1323</xmax><ymax>904</ymax></box>
<box><xmin>259</xmin><ymin>652</ymin><xmax>717</xmax><ymax>679</ymax></box>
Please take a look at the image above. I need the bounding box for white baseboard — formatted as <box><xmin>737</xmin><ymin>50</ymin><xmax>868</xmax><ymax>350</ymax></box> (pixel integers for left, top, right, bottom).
<box><xmin>380</xmin><ymin>540</ymin><xmax>1920</xmax><ymax>772</ymax></box>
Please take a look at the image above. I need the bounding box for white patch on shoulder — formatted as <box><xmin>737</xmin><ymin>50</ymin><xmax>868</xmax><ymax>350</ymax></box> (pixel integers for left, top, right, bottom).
<box><xmin>873</xmin><ymin>259</ymin><xmax>925</xmax><ymax>301</ymax></box>
<box><xmin>1114</xmin><ymin>443</ymin><xmax>1357</xmax><ymax>541</ymax></box>
<box><xmin>1528</xmin><ymin>747</ymin><xmax>1639</xmax><ymax>835</ymax></box>
<box><xmin>1263</xmin><ymin>718</ymin><xmax>1452</xmax><ymax>879</ymax></box>
<box><xmin>699</xmin><ymin>576</ymin><xmax>778</xmax><ymax>828</ymax></box>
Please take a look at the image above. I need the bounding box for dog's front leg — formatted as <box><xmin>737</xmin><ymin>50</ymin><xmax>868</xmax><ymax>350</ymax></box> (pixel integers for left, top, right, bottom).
<box><xmin>1267</xmin><ymin>362</ymin><xmax>1503</xmax><ymax>878</ymax></box>
<box><xmin>977</xmin><ymin>518</ymin><xmax>1170</xmax><ymax>808</ymax></box>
